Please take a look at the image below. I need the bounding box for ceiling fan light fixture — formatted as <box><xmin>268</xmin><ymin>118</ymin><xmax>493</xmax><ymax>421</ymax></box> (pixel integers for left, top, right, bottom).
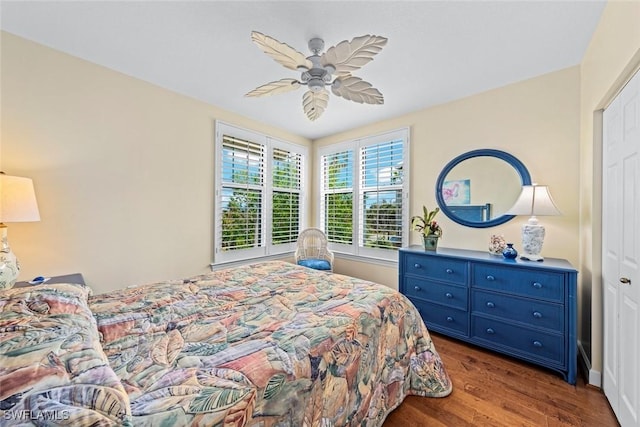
<box><xmin>246</xmin><ymin>31</ymin><xmax>387</xmax><ymax>121</ymax></box>
<box><xmin>308</xmin><ymin>79</ymin><xmax>325</xmax><ymax>92</ymax></box>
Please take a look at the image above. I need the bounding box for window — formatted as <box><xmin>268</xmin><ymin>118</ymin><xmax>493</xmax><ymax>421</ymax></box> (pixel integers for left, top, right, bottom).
<box><xmin>319</xmin><ymin>128</ymin><xmax>409</xmax><ymax>261</ymax></box>
<box><xmin>215</xmin><ymin>122</ymin><xmax>306</xmax><ymax>263</ymax></box>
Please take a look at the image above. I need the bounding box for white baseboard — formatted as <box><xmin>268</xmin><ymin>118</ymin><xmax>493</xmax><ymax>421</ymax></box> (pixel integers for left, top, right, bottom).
<box><xmin>578</xmin><ymin>340</ymin><xmax>602</xmax><ymax>387</ymax></box>
<box><xmin>588</xmin><ymin>368</ymin><xmax>602</xmax><ymax>387</ymax></box>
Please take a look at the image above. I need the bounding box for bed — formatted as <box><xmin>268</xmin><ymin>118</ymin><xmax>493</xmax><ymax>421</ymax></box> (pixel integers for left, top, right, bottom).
<box><xmin>0</xmin><ymin>261</ymin><xmax>452</xmax><ymax>426</ymax></box>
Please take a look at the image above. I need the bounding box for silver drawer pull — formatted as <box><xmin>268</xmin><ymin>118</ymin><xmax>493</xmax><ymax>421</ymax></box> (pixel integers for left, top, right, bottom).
<box><xmin>445</xmin><ymin>268</ymin><xmax>453</xmax><ymax>274</ymax></box>
<box><xmin>486</xmin><ymin>328</ymin><xmax>495</xmax><ymax>334</ymax></box>
<box><xmin>533</xmin><ymin>340</ymin><xmax>543</xmax><ymax>348</ymax></box>
<box><xmin>445</xmin><ymin>292</ymin><xmax>453</xmax><ymax>299</ymax></box>
<box><xmin>486</xmin><ymin>275</ymin><xmax>495</xmax><ymax>281</ymax></box>
<box><xmin>414</xmin><ymin>286</ymin><xmax>421</xmax><ymax>292</ymax></box>
<box><xmin>414</xmin><ymin>263</ymin><xmax>422</xmax><ymax>269</ymax></box>
<box><xmin>486</xmin><ymin>301</ymin><xmax>495</xmax><ymax>308</ymax></box>
<box><xmin>446</xmin><ymin>316</ymin><xmax>454</xmax><ymax>322</ymax></box>
<box><xmin>532</xmin><ymin>282</ymin><xmax>543</xmax><ymax>289</ymax></box>
<box><xmin>533</xmin><ymin>311</ymin><xmax>542</xmax><ymax>319</ymax></box>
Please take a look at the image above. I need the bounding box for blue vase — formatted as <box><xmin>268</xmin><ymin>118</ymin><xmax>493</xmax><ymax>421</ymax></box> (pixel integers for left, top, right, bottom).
<box><xmin>502</xmin><ymin>243</ymin><xmax>518</xmax><ymax>259</ymax></box>
<box><xmin>423</xmin><ymin>234</ymin><xmax>439</xmax><ymax>251</ymax></box>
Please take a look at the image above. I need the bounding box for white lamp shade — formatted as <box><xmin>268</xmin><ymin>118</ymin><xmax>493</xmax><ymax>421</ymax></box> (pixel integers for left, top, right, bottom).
<box><xmin>0</xmin><ymin>174</ymin><xmax>41</xmax><ymax>223</ymax></box>
<box><xmin>506</xmin><ymin>185</ymin><xmax>561</xmax><ymax>217</ymax></box>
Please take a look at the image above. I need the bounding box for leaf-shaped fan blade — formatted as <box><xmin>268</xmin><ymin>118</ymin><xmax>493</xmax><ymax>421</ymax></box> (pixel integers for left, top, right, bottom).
<box><xmin>245</xmin><ymin>79</ymin><xmax>300</xmax><ymax>97</ymax></box>
<box><xmin>321</xmin><ymin>35</ymin><xmax>387</xmax><ymax>77</ymax></box>
<box><xmin>302</xmin><ymin>89</ymin><xmax>329</xmax><ymax>121</ymax></box>
<box><xmin>331</xmin><ymin>76</ymin><xmax>384</xmax><ymax>105</ymax></box>
<box><xmin>251</xmin><ymin>31</ymin><xmax>313</xmax><ymax>71</ymax></box>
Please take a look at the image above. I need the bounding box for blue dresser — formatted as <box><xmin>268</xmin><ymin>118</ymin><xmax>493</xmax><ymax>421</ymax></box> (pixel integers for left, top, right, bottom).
<box><xmin>399</xmin><ymin>246</ymin><xmax>577</xmax><ymax>384</ymax></box>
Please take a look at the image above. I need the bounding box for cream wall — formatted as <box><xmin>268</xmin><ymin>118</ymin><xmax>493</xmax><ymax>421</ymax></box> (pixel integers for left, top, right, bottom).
<box><xmin>313</xmin><ymin>67</ymin><xmax>581</xmax><ymax>289</ymax></box>
<box><xmin>0</xmin><ymin>32</ymin><xmax>312</xmax><ymax>295</ymax></box>
<box><xmin>579</xmin><ymin>0</ymin><xmax>640</xmax><ymax>382</ymax></box>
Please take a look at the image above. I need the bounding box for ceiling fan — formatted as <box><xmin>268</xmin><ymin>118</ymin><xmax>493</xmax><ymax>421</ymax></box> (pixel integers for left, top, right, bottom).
<box><xmin>245</xmin><ymin>31</ymin><xmax>388</xmax><ymax>121</ymax></box>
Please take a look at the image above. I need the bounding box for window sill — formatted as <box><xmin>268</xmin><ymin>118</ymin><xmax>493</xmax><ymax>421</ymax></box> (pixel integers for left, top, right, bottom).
<box><xmin>210</xmin><ymin>253</ymin><xmax>293</xmax><ymax>271</ymax></box>
<box><xmin>333</xmin><ymin>251</ymin><xmax>399</xmax><ymax>268</ymax></box>
<box><xmin>210</xmin><ymin>251</ymin><xmax>399</xmax><ymax>271</ymax></box>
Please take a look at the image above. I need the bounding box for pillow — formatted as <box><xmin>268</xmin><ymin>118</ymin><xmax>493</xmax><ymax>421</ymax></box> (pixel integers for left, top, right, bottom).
<box><xmin>297</xmin><ymin>258</ymin><xmax>332</xmax><ymax>270</ymax></box>
<box><xmin>0</xmin><ymin>283</ymin><xmax>132</xmax><ymax>426</ymax></box>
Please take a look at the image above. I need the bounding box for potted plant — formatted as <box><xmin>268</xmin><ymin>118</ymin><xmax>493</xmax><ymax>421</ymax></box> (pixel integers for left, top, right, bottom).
<box><xmin>411</xmin><ymin>205</ymin><xmax>443</xmax><ymax>251</ymax></box>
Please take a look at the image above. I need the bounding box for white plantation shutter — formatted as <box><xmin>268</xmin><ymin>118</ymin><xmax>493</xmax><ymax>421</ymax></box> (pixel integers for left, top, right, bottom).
<box><xmin>215</xmin><ymin>122</ymin><xmax>307</xmax><ymax>264</ymax></box>
<box><xmin>321</xmin><ymin>149</ymin><xmax>354</xmax><ymax>247</ymax></box>
<box><xmin>220</xmin><ymin>134</ymin><xmax>265</xmax><ymax>252</ymax></box>
<box><xmin>271</xmin><ymin>146</ymin><xmax>303</xmax><ymax>245</ymax></box>
<box><xmin>319</xmin><ymin>128</ymin><xmax>409</xmax><ymax>261</ymax></box>
<box><xmin>359</xmin><ymin>138</ymin><xmax>404</xmax><ymax>250</ymax></box>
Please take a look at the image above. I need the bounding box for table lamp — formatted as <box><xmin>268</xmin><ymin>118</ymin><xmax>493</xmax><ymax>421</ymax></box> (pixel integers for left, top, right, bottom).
<box><xmin>505</xmin><ymin>184</ymin><xmax>561</xmax><ymax>261</ymax></box>
<box><xmin>0</xmin><ymin>172</ymin><xmax>40</xmax><ymax>289</ymax></box>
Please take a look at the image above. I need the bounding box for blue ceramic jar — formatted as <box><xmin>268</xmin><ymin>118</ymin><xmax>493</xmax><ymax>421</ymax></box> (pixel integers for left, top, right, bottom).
<box><xmin>502</xmin><ymin>243</ymin><xmax>518</xmax><ymax>259</ymax></box>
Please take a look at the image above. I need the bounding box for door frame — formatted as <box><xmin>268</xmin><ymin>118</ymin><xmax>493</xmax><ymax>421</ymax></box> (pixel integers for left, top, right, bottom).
<box><xmin>588</xmin><ymin>51</ymin><xmax>640</xmax><ymax>388</ymax></box>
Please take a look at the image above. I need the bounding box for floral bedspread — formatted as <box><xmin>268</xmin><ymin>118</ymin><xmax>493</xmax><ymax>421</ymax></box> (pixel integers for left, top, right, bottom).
<box><xmin>89</xmin><ymin>261</ymin><xmax>451</xmax><ymax>426</ymax></box>
<box><xmin>0</xmin><ymin>283</ymin><xmax>132</xmax><ymax>426</ymax></box>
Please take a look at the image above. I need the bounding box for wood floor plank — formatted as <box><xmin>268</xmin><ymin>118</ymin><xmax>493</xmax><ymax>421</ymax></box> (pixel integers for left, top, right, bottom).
<box><xmin>384</xmin><ymin>333</ymin><xmax>619</xmax><ymax>426</ymax></box>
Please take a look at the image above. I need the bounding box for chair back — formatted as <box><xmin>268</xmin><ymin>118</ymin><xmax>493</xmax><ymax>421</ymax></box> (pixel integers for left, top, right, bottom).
<box><xmin>295</xmin><ymin>228</ymin><xmax>329</xmax><ymax>260</ymax></box>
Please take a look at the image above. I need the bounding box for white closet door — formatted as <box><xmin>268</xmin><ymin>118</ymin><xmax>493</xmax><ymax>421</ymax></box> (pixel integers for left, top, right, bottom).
<box><xmin>603</xmin><ymin>68</ymin><xmax>640</xmax><ymax>427</ymax></box>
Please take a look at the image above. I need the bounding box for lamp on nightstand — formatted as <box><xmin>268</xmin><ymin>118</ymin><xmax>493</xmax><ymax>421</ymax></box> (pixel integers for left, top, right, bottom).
<box><xmin>505</xmin><ymin>184</ymin><xmax>561</xmax><ymax>261</ymax></box>
<box><xmin>0</xmin><ymin>172</ymin><xmax>40</xmax><ymax>289</ymax></box>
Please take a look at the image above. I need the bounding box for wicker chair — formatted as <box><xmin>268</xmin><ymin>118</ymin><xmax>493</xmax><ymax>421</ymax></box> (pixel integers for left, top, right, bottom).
<box><xmin>294</xmin><ymin>228</ymin><xmax>334</xmax><ymax>272</ymax></box>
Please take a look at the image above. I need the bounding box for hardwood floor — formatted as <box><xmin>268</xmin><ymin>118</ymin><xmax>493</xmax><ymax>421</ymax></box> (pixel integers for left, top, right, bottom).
<box><xmin>384</xmin><ymin>333</ymin><xmax>619</xmax><ymax>426</ymax></box>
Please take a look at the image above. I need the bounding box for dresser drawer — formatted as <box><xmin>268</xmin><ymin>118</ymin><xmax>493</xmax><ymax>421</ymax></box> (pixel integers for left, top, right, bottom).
<box><xmin>404</xmin><ymin>254</ymin><xmax>467</xmax><ymax>285</ymax></box>
<box><xmin>404</xmin><ymin>277</ymin><xmax>467</xmax><ymax>310</ymax></box>
<box><xmin>472</xmin><ymin>264</ymin><xmax>565</xmax><ymax>302</ymax></box>
<box><xmin>471</xmin><ymin>316</ymin><xmax>564</xmax><ymax>365</ymax></box>
<box><xmin>410</xmin><ymin>298</ymin><xmax>468</xmax><ymax>336</ymax></box>
<box><xmin>472</xmin><ymin>290</ymin><xmax>564</xmax><ymax>332</ymax></box>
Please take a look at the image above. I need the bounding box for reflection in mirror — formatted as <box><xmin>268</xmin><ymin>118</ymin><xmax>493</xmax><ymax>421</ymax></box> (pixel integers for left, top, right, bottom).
<box><xmin>443</xmin><ymin>157</ymin><xmax>521</xmax><ymax>219</ymax></box>
<box><xmin>436</xmin><ymin>149</ymin><xmax>531</xmax><ymax>228</ymax></box>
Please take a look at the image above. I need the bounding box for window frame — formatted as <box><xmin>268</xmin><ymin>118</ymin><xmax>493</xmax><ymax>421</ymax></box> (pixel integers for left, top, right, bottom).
<box><xmin>214</xmin><ymin>121</ymin><xmax>307</xmax><ymax>264</ymax></box>
<box><xmin>318</xmin><ymin>128</ymin><xmax>410</xmax><ymax>262</ymax></box>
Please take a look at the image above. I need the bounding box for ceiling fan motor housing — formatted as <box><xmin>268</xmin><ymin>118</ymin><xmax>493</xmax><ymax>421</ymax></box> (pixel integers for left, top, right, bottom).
<box><xmin>303</xmin><ymin>52</ymin><xmax>334</xmax><ymax>91</ymax></box>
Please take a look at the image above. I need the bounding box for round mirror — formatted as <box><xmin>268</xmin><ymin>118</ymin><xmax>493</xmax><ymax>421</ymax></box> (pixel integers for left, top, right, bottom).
<box><xmin>435</xmin><ymin>149</ymin><xmax>531</xmax><ymax>228</ymax></box>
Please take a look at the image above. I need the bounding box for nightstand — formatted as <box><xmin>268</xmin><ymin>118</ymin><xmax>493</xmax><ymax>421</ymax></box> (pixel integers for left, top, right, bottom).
<box><xmin>13</xmin><ymin>273</ymin><xmax>85</xmax><ymax>288</ymax></box>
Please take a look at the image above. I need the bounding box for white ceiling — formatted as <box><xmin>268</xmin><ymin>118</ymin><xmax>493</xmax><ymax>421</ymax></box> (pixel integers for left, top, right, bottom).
<box><xmin>0</xmin><ymin>1</ymin><xmax>606</xmax><ymax>140</ymax></box>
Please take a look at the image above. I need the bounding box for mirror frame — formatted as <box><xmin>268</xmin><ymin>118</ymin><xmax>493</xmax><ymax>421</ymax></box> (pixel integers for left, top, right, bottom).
<box><xmin>435</xmin><ymin>149</ymin><xmax>532</xmax><ymax>228</ymax></box>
